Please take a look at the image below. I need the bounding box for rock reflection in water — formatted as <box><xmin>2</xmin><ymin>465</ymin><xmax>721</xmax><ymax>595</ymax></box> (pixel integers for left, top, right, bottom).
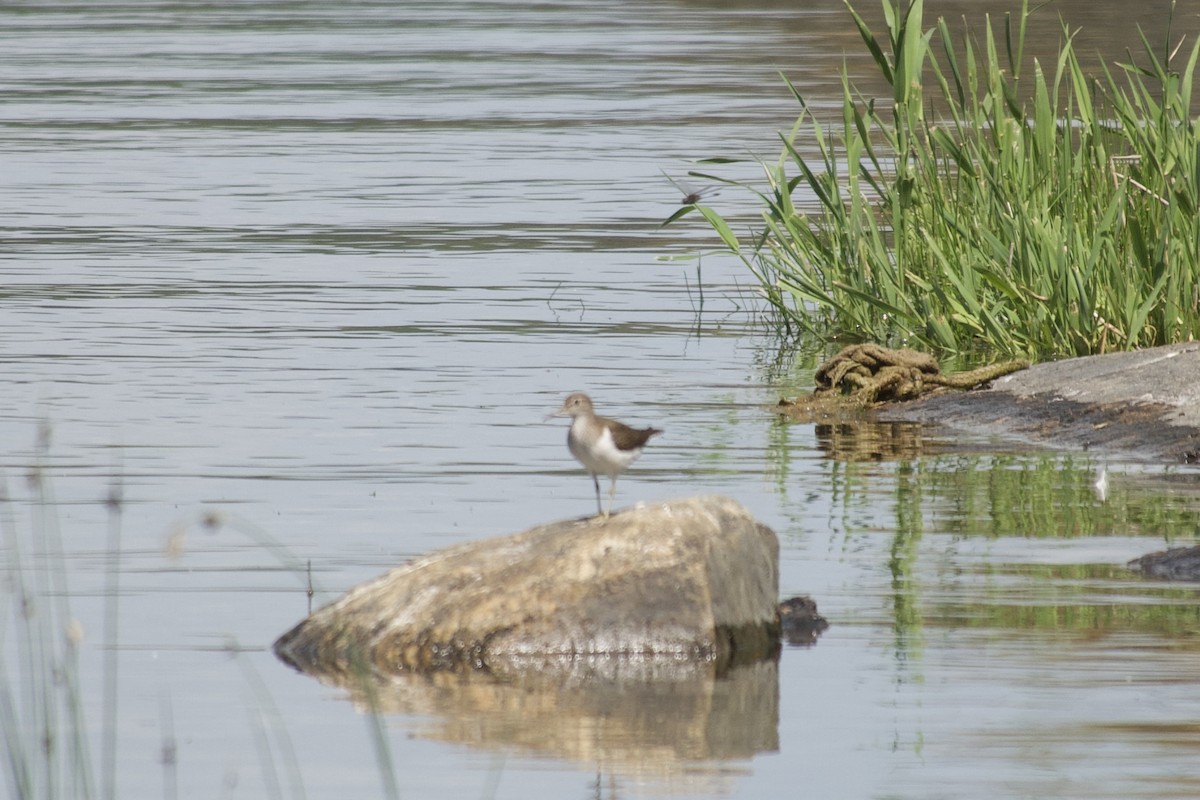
<box><xmin>338</xmin><ymin>658</ymin><xmax>779</xmax><ymax>783</ymax></box>
<box><xmin>814</xmin><ymin>420</ymin><xmax>949</xmax><ymax>461</ymax></box>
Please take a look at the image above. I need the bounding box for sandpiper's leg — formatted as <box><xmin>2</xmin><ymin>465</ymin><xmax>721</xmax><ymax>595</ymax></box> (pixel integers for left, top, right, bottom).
<box><xmin>606</xmin><ymin>477</ymin><xmax>618</xmax><ymax>517</ymax></box>
<box><xmin>591</xmin><ymin>473</ymin><xmax>603</xmax><ymax>517</ymax></box>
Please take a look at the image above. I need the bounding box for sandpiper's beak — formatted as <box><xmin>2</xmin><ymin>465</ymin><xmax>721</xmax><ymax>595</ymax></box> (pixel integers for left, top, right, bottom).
<box><xmin>544</xmin><ymin>404</ymin><xmax>568</xmax><ymax>422</ymax></box>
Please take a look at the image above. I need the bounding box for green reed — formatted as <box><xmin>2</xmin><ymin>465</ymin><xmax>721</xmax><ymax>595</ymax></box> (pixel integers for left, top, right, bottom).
<box><xmin>683</xmin><ymin>0</ymin><xmax>1200</xmax><ymax>359</ymax></box>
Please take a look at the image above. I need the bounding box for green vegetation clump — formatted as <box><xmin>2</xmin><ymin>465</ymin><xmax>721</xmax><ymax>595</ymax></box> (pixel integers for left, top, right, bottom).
<box><xmin>686</xmin><ymin>0</ymin><xmax>1200</xmax><ymax>359</ymax></box>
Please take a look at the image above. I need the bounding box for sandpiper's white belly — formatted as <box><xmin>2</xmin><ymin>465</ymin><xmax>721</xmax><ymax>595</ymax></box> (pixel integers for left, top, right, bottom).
<box><xmin>568</xmin><ymin>422</ymin><xmax>641</xmax><ymax>478</ymax></box>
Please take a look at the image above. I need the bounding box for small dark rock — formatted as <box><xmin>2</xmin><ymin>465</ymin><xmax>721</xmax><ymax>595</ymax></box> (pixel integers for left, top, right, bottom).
<box><xmin>1128</xmin><ymin>545</ymin><xmax>1200</xmax><ymax>581</ymax></box>
<box><xmin>778</xmin><ymin>595</ymin><xmax>829</xmax><ymax>646</ymax></box>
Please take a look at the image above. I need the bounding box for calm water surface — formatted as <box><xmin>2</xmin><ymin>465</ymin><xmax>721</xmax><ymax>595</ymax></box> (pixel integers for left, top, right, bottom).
<box><xmin>3</xmin><ymin>1</ymin><xmax>1200</xmax><ymax>798</ymax></box>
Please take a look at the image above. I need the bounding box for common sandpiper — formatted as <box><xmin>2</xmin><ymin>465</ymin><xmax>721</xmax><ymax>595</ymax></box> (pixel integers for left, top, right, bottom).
<box><xmin>550</xmin><ymin>392</ymin><xmax>662</xmax><ymax>518</ymax></box>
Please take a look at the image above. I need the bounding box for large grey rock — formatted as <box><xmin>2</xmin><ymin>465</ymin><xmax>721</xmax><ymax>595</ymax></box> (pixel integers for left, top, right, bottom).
<box><xmin>882</xmin><ymin>342</ymin><xmax>1200</xmax><ymax>462</ymax></box>
<box><xmin>273</xmin><ymin>495</ymin><xmax>780</xmax><ymax>679</ymax></box>
<box><xmin>986</xmin><ymin>342</ymin><xmax>1200</xmax><ymax>414</ymax></box>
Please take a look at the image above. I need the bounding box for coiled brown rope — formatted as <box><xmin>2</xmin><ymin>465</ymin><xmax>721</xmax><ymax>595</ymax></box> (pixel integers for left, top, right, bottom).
<box><xmin>781</xmin><ymin>344</ymin><xmax>1029</xmax><ymax>418</ymax></box>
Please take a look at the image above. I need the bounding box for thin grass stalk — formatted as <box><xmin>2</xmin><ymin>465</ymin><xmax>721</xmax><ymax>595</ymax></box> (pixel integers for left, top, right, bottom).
<box><xmin>1</xmin><ymin>428</ymin><xmax>100</xmax><ymax>800</ymax></box>
<box><xmin>352</xmin><ymin>661</ymin><xmax>401</xmax><ymax>800</ymax></box>
<box><xmin>28</xmin><ymin>430</ymin><xmax>63</xmax><ymax>800</ymax></box>
<box><xmin>0</xmin><ymin>477</ymin><xmax>33</xmax><ymax>800</ymax></box>
<box><xmin>160</xmin><ymin>693</ymin><xmax>178</xmax><ymax>800</ymax></box>
<box><xmin>34</xmin><ymin>424</ymin><xmax>97</xmax><ymax>800</ymax></box>
<box><xmin>365</xmin><ymin>709</ymin><xmax>400</xmax><ymax>800</ymax></box>
<box><xmin>0</xmin><ymin>659</ymin><xmax>30</xmax><ymax>800</ymax></box>
<box><xmin>235</xmin><ymin>650</ymin><xmax>307</xmax><ymax>800</ymax></box>
<box><xmin>101</xmin><ymin>476</ymin><xmax>122</xmax><ymax>800</ymax></box>
<box><xmin>243</xmin><ymin>687</ymin><xmax>285</xmax><ymax>800</ymax></box>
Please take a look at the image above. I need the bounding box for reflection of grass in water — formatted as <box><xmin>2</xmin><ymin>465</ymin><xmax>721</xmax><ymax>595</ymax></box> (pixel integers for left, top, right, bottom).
<box><xmin>890</xmin><ymin>462</ymin><xmax>925</xmax><ymax>663</ymax></box>
<box><xmin>0</xmin><ymin>431</ymin><xmax>405</xmax><ymax>800</ymax></box>
<box><xmin>932</xmin><ymin>561</ymin><xmax>1200</xmax><ymax>636</ymax></box>
<box><xmin>770</xmin><ymin>429</ymin><xmax>1200</xmax><ymax>676</ymax></box>
<box><xmin>888</xmin><ymin>455</ymin><xmax>1200</xmax><ymax>669</ymax></box>
<box><xmin>775</xmin><ymin>428</ymin><xmax>1200</xmax><ymax>543</ymax></box>
<box><xmin>912</xmin><ymin>454</ymin><xmax>1200</xmax><ymax>540</ymax></box>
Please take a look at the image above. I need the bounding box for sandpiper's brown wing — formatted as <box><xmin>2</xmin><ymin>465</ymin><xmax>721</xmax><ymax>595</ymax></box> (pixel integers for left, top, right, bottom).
<box><xmin>600</xmin><ymin>415</ymin><xmax>663</xmax><ymax>452</ymax></box>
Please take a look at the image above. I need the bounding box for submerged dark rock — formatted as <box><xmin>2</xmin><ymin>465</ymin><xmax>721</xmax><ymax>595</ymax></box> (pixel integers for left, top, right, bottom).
<box><xmin>274</xmin><ymin>496</ymin><xmax>783</xmax><ymax>680</ymax></box>
<box><xmin>1128</xmin><ymin>545</ymin><xmax>1200</xmax><ymax>581</ymax></box>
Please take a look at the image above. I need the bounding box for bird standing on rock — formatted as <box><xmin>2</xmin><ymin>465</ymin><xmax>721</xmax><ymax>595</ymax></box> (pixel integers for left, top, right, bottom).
<box><xmin>550</xmin><ymin>392</ymin><xmax>662</xmax><ymax>518</ymax></box>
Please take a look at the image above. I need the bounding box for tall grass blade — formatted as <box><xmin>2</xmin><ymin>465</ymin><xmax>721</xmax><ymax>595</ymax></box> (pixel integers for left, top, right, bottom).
<box><xmin>668</xmin><ymin>0</ymin><xmax>1200</xmax><ymax>359</ymax></box>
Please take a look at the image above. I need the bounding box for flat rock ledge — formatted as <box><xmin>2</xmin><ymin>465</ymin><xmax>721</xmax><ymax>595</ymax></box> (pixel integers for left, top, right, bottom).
<box><xmin>880</xmin><ymin>342</ymin><xmax>1200</xmax><ymax>463</ymax></box>
<box><xmin>273</xmin><ymin>496</ymin><xmax>781</xmax><ymax>680</ymax></box>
